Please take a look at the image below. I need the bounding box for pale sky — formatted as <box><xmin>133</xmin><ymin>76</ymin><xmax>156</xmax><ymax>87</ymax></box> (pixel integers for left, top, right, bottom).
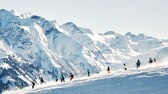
<box><xmin>0</xmin><ymin>0</ymin><xmax>168</xmax><ymax>39</ymax></box>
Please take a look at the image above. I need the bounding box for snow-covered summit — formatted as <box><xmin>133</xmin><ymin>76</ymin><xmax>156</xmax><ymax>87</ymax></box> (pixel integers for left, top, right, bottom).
<box><xmin>125</xmin><ymin>32</ymin><xmax>136</xmax><ymax>38</ymax></box>
<box><xmin>20</xmin><ymin>12</ymin><xmax>32</xmax><ymax>19</ymax></box>
<box><xmin>104</xmin><ymin>31</ymin><xmax>118</xmax><ymax>35</ymax></box>
<box><xmin>125</xmin><ymin>32</ymin><xmax>156</xmax><ymax>41</ymax></box>
<box><xmin>61</xmin><ymin>22</ymin><xmax>84</xmax><ymax>34</ymax></box>
<box><xmin>78</xmin><ymin>27</ymin><xmax>94</xmax><ymax>35</ymax></box>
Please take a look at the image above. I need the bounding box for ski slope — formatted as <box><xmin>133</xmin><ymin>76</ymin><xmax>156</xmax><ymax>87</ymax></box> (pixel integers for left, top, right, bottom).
<box><xmin>3</xmin><ymin>61</ymin><xmax>168</xmax><ymax>94</ymax></box>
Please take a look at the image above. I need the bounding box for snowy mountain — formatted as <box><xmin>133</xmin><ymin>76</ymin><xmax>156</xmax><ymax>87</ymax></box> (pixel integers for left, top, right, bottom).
<box><xmin>0</xmin><ymin>9</ymin><xmax>168</xmax><ymax>93</ymax></box>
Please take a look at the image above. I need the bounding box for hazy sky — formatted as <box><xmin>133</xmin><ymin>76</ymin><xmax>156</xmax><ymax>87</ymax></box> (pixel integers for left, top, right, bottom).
<box><xmin>0</xmin><ymin>0</ymin><xmax>168</xmax><ymax>39</ymax></box>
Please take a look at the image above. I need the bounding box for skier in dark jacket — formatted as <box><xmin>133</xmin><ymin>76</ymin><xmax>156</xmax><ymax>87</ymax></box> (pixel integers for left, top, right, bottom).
<box><xmin>69</xmin><ymin>73</ymin><xmax>74</xmax><ymax>81</ymax></box>
<box><xmin>107</xmin><ymin>66</ymin><xmax>110</xmax><ymax>74</ymax></box>
<box><xmin>87</xmin><ymin>69</ymin><xmax>90</xmax><ymax>77</ymax></box>
<box><xmin>154</xmin><ymin>58</ymin><xmax>156</xmax><ymax>62</ymax></box>
<box><xmin>148</xmin><ymin>57</ymin><xmax>153</xmax><ymax>64</ymax></box>
<box><xmin>32</xmin><ymin>81</ymin><xmax>35</xmax><ymax>89</ymax></box>
<box><xmin>136</xmin><ymin>59</ymin><xmax>141</xmax><ymax>68</ymax></box>
<box><xmin>4</xmin><ymin>85</ymin><xmax>8</xmax><ymax>90</ymax></box>
<box><xmin>40</xmin><ymin>77</ymin><xmax>44</xmax><ymax>84</ymax></box>
<box><xmin>20</xmin><ymin>82</ymin><xmax>24</xmax><ymax>89</ymax></box>
<box><xmin>123</xmin><ymin>63</ymin><xmax>127</xmax><ymax>70</ymax></box>
<box><xmin>60</xmin><ymin>74</ymin><xmax>65</xmax><ymax>82</ymax></box>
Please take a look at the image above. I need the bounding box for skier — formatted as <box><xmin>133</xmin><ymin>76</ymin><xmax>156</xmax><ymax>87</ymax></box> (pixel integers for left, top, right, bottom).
<box><xmin>136</xmin><ymin>59</ymin><xmax>141</xmax><ymax>68</ymax></box>
<box><xmin>4</xmin><ymin>85</ymin><xmax>8</xmax><ymax>90</ymax></box>
<box><xmin>148</xmin><ymin>57</ymin><xmax>153</xmax><ymax>64</ymax></box>
<box><xmin>60</xmin><ymin>73</ymin><xmax>65</xmax><ymax>82</ymax></box>
<box><xmin>3</xmin><ymin>58</ymin><xmax>8</xmax><ymax>63</ymax></box>
<box><xmin>69</xmin><ymin>73</ymin><xmax>74</xmax><ymax>81</ymax></box>
<box><xmin>40</xmin><ymin>77</ymin><xmax>44</xmax><ymax>84</ymax></box>
<box><xmin>31</xmin><ymin>81</ymin><xmax>35</xmax><ymax>89</ymax></box>
<box><xmin>107</xmin><ymin>66</ymin><xmax>110</xmax><ymax>74</ymax></box>
<box><xmin>153</xmin><ymin>58</ymin><xmax>156</xmax><ymax>62</ymax></box>
<box><xmin>123</xmin><ymin>63</ymin><xmax>127</xmax><ymax>70</ymax></box>
<box><xmin>87</xmin><ymin>69</ymin><xmax>90</xmax><ymax>77</ymax></box>
<box><xmin>20</xmin><ymin>82</ymin><xmax>24</xmax><ymax>89</ymax></box>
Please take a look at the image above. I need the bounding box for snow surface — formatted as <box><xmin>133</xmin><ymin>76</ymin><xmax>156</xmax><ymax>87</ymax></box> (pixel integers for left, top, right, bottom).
<box><xmin>3</xmin><ymin>61</ymin><xmax>168</xmax><ymax>94</ymax></box>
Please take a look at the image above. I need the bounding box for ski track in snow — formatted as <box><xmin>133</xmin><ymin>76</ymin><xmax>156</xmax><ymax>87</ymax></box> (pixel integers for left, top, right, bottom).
<box><xmin>3</xmin><ymin>62</ymin><xmax>168</xmax><ymax>94</ymax></box>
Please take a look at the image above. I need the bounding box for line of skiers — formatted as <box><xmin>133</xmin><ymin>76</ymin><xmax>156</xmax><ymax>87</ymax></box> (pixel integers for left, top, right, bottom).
<box><xmin>30</xmin><ymin>72</ymin><xmax>75</xmax><ymax>89</ymax></box>
<box><xmin>123</xmin><ymin>63</ymin><xmax>127</xmax><ymax>70</ymax></box>
<box><xmin>31</xmin><ymin>76</ymin><xmax>45</xmax><ymax>89</ymax></box>
<box><xmin>30</xmin><ymin>57</ymin><xmax>157</xmax><ymax>89</ymax></box>
<box><xmin>3</xmin><ymin>57</ymin><xmax>157</xmax><ymax>90</ymax></box>
<box><xmin>30</xmin><ymin>69</ymin><xmax>93</xmax><ymax>89</ymax></box>
<box><xmin>136</xmin><ymin>57</ymin><xmax>156</xmax><ymax>69</ymax></box>
<box><xmin>148</xmin><ymin>57</ymin><xmax>156</xmax><ymax>64</ymax></box>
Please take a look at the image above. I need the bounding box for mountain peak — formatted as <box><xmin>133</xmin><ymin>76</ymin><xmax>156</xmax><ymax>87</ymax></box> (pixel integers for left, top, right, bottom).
<box><xmin>103</xmin><ymin>31</ymin><xmax>115</xmax><ymax>35</ymax></box>
<box><xmin>0</xmin><ymin>8</ymin><xmax>7</xmax><ymax>12</ymax></box>
<box><xmin>0</xmin><ymin>9</ymin><xmax>32</xmax><ymax>19</ymax></box>
<box><xmin>78</xmin><ymin>27</ymin><xmax>94</xmax><ymax>35</ymax></box>
<box><xmin>0</xmin><ymin>9</ymin><xmax>20</xmax><ymax>17</ymax></box>
<box><xmin>125</xmin><ymin>32</ymin><xmax>133</xmax><ymax>36</ymax></box>
<box><xmin>66</xmin><ymin>22</ymin><xmax>74</xmax><ymax>25</ymax></box>
<box><xmin>20</xmin><ymin>12</ymin><xmax>32</xmax><ymax>18</ymax></box>
<box><xmin>125</xmin><ymin>32</ymin><xmax>156</xmax><ymax>41</ymax></box>
<box><xmin>138</xmin><ymin>33</ymin><xmax>145</xmax><ymax>37</ymax></box>
<box><xmin>103</xmin><ymin>31</ymin><xmax>122</xmax><ymax>36</ymax></box>
<box><xmin>63</xmin><ymin>22</ymin><xmax>78</xmax><ymax>28</ymax></box>
<box><xmin>0</xmin><ymin>9</ymin><xmax>13</xmax><ymax>15</ymax></box>
<box><xmin>10</xmin><ymin>9</ymin><xmax>20</xmax><ymax>17</ymax></box>
<box><xmin>0</xmin><ymin>9</ymin><xmax>19</xmax><ymax>25</ymax></box>
<box><xmin>61</xmin><ymin>22</ymin><xmax>83</xmax><ymax>34</ymax></box>
<box><xmin>125</xmin><ymin>32</ymin><xmax>136</xmax><ymax>38</ymax></box>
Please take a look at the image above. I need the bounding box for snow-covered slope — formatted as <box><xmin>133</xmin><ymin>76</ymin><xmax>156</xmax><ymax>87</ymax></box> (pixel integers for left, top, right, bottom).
<box><xmin>0</xmin><ymin>9</ymin><xmax>168</xmax><ymax>93</ymax></box>
<box><xmin>3</xmin><ymin>60</ymin><xmax>168</xmax><ymax>94</ymax></box>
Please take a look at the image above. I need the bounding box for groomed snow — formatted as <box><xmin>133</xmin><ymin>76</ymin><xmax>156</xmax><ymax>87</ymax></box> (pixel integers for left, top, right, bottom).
<box><xmin>3</xmin><ymin>61</ymin><xmax>168</xmax><ymax>94</ymax></box>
